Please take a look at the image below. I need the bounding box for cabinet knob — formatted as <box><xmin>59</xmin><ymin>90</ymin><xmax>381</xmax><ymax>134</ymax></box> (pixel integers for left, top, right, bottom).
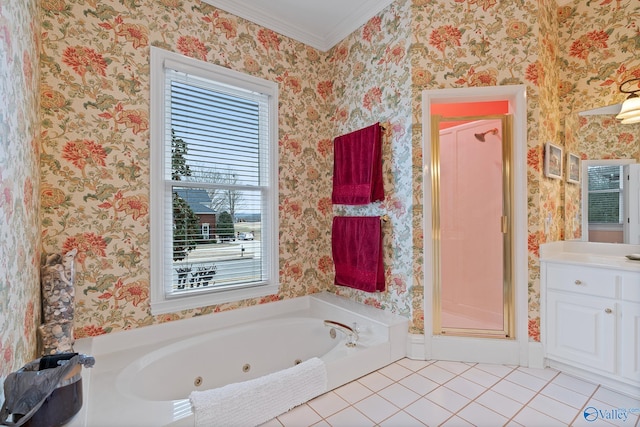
<box><xmin>574</xmin><ymin>280</ymin><xmax>583</xmax><ymax>285</ymax></box>
<box><xmin>605</xmin><ymin>308</ymin><xmax>612</xmax><ymax>314</ymax></box>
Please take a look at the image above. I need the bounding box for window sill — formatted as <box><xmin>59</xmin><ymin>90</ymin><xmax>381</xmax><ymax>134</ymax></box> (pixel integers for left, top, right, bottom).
<box><xmin>150</xmin><ymin>282</ymin><xmax>279</xmax><ymax>315</ymax></box>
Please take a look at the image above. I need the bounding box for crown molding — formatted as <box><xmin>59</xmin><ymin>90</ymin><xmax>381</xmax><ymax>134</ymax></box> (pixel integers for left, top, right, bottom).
<box><xmin>202</xmin><ymin>0</ymin><xmax>394</xmax><ymax>52</ymax></box>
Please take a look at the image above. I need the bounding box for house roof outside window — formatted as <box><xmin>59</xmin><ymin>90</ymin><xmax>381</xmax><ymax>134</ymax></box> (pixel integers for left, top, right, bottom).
<box><xmin>173</xmin><ymin>188</ymin><xmax>216</xmax><ymax>215</ymax></box>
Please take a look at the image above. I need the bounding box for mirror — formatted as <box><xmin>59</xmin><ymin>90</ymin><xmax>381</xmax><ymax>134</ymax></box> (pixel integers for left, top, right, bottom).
<box><xmin>580</xmin><ymin>159</ymin><xmax>636</xmax><ymax>243</ymax></box>
<box><xmin>564</xmin><ymin>106</ymin><xmax>640</xmax><ymax>243</ymax></box>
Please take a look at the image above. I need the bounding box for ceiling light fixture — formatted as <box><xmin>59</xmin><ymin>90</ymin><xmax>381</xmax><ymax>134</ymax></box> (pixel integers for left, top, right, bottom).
<box><xmin>615</xmin><ymin>77</ymin><xmax>640</xmax><ymax>124</ymax></box>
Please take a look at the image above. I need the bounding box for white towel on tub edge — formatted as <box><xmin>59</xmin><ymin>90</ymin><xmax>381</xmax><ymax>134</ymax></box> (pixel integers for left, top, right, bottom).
<box><xmin>189</xmin><ymin>357</ymin><xmax>328</xmax><ymax>427</ymax></box>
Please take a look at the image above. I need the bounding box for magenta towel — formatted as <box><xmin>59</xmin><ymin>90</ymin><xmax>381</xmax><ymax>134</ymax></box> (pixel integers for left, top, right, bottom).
<box><xmin>332</xmin><ymin>216</ymin><xmax>385</xmax><ymax>293</ymax></box>
<box><xmin>332</xmin><ymin>123</ymin><xmax>384</xmax><ymax>205</ymax></box>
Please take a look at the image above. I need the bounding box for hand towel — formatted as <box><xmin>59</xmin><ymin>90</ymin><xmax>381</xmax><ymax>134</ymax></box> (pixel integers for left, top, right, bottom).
<box><xmin>189</xmin><ymin>357</ymin><xmax>327</xmax><ymax>427</ymax></box>
<box><xmin>332</xmin><ymin>216</ymin><xmax>385</xmax><ymax>292</ymax></box>
<box><xmin>332</xmin><ymin>123</ymin><xmax>384</xmax><ymax>205</ymax></box>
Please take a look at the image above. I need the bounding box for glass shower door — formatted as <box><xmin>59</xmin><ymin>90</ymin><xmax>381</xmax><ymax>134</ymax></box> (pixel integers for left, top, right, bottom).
<box><xmin>432</xmin><ymin>115</ymin><xmax>513</xmax><ymax>338</ymax></box>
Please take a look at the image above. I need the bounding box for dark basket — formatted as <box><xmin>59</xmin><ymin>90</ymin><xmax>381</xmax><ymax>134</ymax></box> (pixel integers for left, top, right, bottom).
<box><xmin>2</xmin><ymin>354</ymin><xmax>91</xmax><ymax>427</ymax></box>
<box><xmin>20</xmin><ymin>373</ymin><xmax>82</xmax><ymax>427</ymax></box>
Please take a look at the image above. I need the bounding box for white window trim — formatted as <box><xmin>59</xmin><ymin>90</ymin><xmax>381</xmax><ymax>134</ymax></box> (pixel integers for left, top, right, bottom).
<box><xmin>150</xmin><ymin>46</ymin><xmax>279</xmax><ymax>315</ymax></box>
<box><xmin>581</xmin><ymin>159</ymin><xmax>635</xmax><ymax>242</ymax></box>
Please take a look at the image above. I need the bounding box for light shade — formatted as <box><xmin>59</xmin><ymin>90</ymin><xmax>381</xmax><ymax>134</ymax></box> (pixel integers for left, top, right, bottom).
<box><xmin>615</xmin><ymin>95</ymin><xmax>640</xmax><ymax>120</ymax></box>
<box><xmin>621</xmin><ymin>114</ymin><xmax>640</xmax><ymax>125</ymax></box>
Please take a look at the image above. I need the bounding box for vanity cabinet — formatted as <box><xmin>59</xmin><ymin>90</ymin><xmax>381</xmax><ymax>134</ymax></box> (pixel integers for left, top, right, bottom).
<box><xmin>540</xmin><ymin>244</ymin><xmax>640</xmax><ymax>396</ymax></box>
<box><xmin>546</xmin><ymin>290</ymin><xmax>616</xmax><ymax>373</ymax></box>
<box><xmin>545</xmin><ymin>264</ymin><xmax>618</xmax><ymax>373</ymax></box>
<box><xmin>621</xmin><ymin>300</ymin><xmax>640</xmax><ymax>383</ymax></box>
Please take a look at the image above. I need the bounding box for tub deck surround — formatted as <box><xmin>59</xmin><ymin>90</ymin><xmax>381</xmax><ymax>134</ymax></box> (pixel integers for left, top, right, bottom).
<box><xmin>69</xmin><ymin>292</ymin><xmax>409</xmax><ymax>427</ymax></box>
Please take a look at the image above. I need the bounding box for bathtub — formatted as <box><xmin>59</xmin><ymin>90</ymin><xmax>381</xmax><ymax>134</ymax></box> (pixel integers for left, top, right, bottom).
<box><xmin>70</xmin><ymin>292</ymin><xmax>409</xmax><ymax>426</ymax></box>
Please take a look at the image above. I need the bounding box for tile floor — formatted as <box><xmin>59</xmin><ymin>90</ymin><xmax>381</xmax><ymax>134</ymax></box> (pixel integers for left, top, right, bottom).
<box><xmin>262</xmin><ymin>358</ymin><xmax>640</xmax><ymax>427</ymax></box>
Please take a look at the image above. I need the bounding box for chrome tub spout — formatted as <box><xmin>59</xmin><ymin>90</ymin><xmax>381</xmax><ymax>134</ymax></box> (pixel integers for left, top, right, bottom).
<box><xmin>324</xmin><ymin>320</ymin><xmax>359</xmax><ymax>347</ymax></box>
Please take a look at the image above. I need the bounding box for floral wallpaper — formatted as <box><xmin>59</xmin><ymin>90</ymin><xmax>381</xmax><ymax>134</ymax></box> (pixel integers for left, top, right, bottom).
<box><xmin>39</xmin><ymin>0</ymin><xmax>338</xmax><ymax>336</ymax></box>
<box><xmin>530</xmin><ymin>0</ymin><xmax>562</xmax><ymax>340</ymax></box>
<box><xmin>2</xmin><ymin>0</ymin><xmax>640</xmax><ymax>392</ymax></box>
<box><xmin>410</xmin><ymin>0</ymin><xmax>560</xmax><ymax>341</ymax></box>
<box><xmin>559</xmin><ymin>0</ymin><xmax>640</xmax><ymax>115</ymax></box>
<box><xmin>327</xmin><ymin>0</ymin><xmax>416</xmax><ymax>329</ymax></box>
<box><xmin>574</xmin><ymin>116</ymin><xmax>640</xmax><ymax>162</ymax></box>
<box><xmin>560</xmin><ymin>1</ymin><xmax>640</xmax><ymax>241</ymax></box>
<box><xmin>0</xmin><ymin>0</ymin><xmax>41</xmax><ymax>396</ymax></box>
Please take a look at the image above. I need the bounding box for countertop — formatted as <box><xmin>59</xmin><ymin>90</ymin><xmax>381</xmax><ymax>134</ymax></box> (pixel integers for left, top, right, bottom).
<box><xmin>540</xmin><ymin>241</ymin><xmax>640</xmax><ymax>273</ymax></box>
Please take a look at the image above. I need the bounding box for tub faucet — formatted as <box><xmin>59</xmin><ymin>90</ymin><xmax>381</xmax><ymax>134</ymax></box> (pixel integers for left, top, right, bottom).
<box><xmin>324</xmin><ymin>320</ymin><xmax>359</xmax><ymax>347</ymax></box>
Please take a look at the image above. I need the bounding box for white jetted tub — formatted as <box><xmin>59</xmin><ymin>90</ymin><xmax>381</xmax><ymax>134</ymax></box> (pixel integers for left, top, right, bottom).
<box><xmin>70</xmin><ymin>292</ymin><xmax>409</xmax><ymax>426</ymax></box>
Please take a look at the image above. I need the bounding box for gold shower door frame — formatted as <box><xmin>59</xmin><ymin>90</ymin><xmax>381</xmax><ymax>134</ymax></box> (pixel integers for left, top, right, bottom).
<box><xmin>431</xmin><ymin>114</ymin><xmax>515</xmax><ymax>339</ymax></box>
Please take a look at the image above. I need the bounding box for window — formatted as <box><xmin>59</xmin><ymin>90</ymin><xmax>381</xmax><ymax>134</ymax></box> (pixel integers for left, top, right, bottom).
<box><xmin>150</xmin><ymin>47</ymin><xmax>279</xmax><ymax>314</ymax></box>
<box><xmin>587</xmin><ymin>165</ymin><xmax>623</xmax><ymax>225</ymax></box>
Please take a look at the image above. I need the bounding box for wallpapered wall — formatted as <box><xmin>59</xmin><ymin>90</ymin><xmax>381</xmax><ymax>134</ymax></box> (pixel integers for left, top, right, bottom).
<box><xmin>0</xmin><ymin>0</ymin><xmax>41</xmax><ymax>385</ymax></box>
<box><xmin>410</xmin><ymin>0</ymin><xmax>558</xmax><ymax>339</ymax></box>
<box><xmin>1</xmin><ymin>0</ymin><xmax>639</xmax><ymax>391</ymax></box>
<box><xmin>39</xmin><ymin>0</ymin><xmax>340</xmax><ymax>335</ymax></box>
<box><xmin>327</xmin><ymin>0</ymin><xmax>416</xmax><ymax>326</ymax></box>
<box><xmin>559</xmin><ymin>1</ymin><xmax>640</xmax><ymax>115</ymax></box>
<box><xmin>560</xmin><ymin>2</ymin><xmax>640</xmax><ymax>240</ymax></box>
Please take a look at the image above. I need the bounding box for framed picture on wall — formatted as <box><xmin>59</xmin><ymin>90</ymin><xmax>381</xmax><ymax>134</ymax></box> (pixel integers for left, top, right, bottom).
<box><xmin>567</xmin><ymin>152</ymin><xmax>580</xmax><ymax>184</ymax></box>
<box><xmin>544</xmin><ymin>142</ymin><xmax>563</xmax><ymax>180</ymax></box>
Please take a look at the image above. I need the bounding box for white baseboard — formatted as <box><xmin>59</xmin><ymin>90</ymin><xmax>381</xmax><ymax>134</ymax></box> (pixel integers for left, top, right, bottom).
<box><xmin>527</xmin><ymin>341</ymin><xmax>545</xmax><ymax>369</ymax></box>
<box><xmin>405</xmin><ymin>333</ymin><xmax>426</xmax><ymax>360</ymax></box>
<box><xmin>405</xmin><ymin>334</ymin><xmax>546</xmax><ymax>369</ymax></box>
<box><xmin>548</xmin><ymin>359</ymin><xmax>640</xmax><ymax>399</ymax></box>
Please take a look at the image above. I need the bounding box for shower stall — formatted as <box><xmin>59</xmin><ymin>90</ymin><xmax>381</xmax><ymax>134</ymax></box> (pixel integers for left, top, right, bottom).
<box><xmin>431</xmin><ymin>116</ymin><xmax>514</xmax><ymax>338</ymax></box>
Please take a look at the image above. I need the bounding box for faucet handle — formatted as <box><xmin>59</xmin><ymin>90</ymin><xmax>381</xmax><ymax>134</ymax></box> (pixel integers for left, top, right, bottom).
<box><xmin>352</xmin><ymin>322</ymin><xmax>360</xmax><ymax>334</ymax></box>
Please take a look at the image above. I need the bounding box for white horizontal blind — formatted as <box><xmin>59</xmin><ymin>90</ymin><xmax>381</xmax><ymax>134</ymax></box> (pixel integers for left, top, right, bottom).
<box><xmin>165</xmin><ymin>68</ymin><xmax>269</xmax><ymax>295</ymax></box>
<box><xmin>587</xmin><ymin>165</ymin><xmax>623</xmax><ymax>224</ymax></box>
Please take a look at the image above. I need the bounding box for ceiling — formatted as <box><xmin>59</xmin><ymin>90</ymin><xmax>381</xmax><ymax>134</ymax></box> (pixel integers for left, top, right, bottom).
<box><xmin>202</xmin><ymin>0</ymin><xmax>395</xmax><ymax>52</ymax></box>
<box><xmin>203</xmin><ymin>0</ymin><xmax>577</xmax><ymax>52</ymax></box>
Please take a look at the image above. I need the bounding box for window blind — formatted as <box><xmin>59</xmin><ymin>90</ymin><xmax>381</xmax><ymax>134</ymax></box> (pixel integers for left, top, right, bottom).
<box><xmin>587</xmin><ymin>165</ymin><xmax>623</xmax><ymax>224</ymax></box>
<box><xmin>164</xmin><ymin>68</ymin><xmax>269</xmax><ymax>294</ymax></box>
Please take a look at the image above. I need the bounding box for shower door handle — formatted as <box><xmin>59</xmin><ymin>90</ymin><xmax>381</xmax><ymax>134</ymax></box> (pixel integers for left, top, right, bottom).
<box><xmin>501</xmin><ymin>216</ymin><xmax>508</xmax><ymax>234</ymax></box>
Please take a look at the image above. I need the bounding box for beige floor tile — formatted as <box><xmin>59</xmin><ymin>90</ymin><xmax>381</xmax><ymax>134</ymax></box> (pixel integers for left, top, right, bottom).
<box><xmin>444</xmin><ymin>375</ymin><xmax>487</xmax><ymax>400</ymax></box>
<box><xmin>334</xmin><ymin>380</ymin><xmax>374</xmax><ymax>404</ymax></box>
<box><xmin>357</xmin><ymin>371</ymin><xmax>395</xmax><ymax>392</ymax></box>
<box><xmin>425</xmin><ymin>386</ymin><xmax>470</xmax><ymax>413</ymax></box>
<box><xmin>399</xmin><ymin>372</ymin><xmax>440</xmax><ymax>396</ymax></box>
<box><xmin>377</xmin><ymin>362</ymin><xmax>414</xmax><ymax>381</ymax></box>
<box><xmin>475</xmin><ymin>389</ymin><xmax>524</xmax><ymax>419</ymax></box>
<box><xmin>504</xmin><ymin>369</ymin><xmax>552</xmax><ymax>392</ymax></box>
<box><xmin>404</xmin><ymin>396</ymin><xmax>455</xmax><ymax>426</ymax></box>
<box><xmin>378</xmin><ymin>383</ymin><xmax>421</xmax><ymax>408</ymax></box>
<box><xmin>277</xmin><ymin>404</ymin><xmax>322</xmax><ymax>427</ymax></box>
<box><xmin>273</xmin><ymin>358</ymin><xmax>614</xmax><ymax>427</ymax></box>
<box><xmin>460</xmin><ymin>366</ymin><xmax>502</xmax><ymax>388</ymax></box>
<box><xmin>352</xmin><ymin>394</ymin><xmax>401</xmax><ymax>424</ymax></box>
<box><xmin>491</xmin><ymin>378</ymin><xmax>538</xmax><ymax>404</ymax></box>
<box><xmin>324</xmin><ymin>406</ymin><xmax>374</xmax><ymax>427</ymax></box>
<box><xmin>540</xmin><ymin>382</ymin><xmax>591</xmax><ymax>408</ymax></box>
<box><xmin>457</xmin><ymin>401</ymin><xmax>510</xmax><ymax>426</ymax></box>
<box><xmin>417</xmin><ymin>364</ymin><xmax>458</xmax><ymax>385</ymax></box>
<box><xmin>528</xmin><ymin>393</ymin><xmax>581</xmax><ymax>425</ymax></box>
<box><xmin>307</xmin><ymin>391</ymin><xmax>350</xmax><ymax>418</ymax></box>
<box><xmin>379</xmin><ymin>410</ymin><xmax>428</xmax><ymax>427</ymax></box>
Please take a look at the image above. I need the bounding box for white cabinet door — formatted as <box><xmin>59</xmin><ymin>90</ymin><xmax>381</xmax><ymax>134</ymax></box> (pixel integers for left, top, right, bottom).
<box><xmin>621</xmin><ymin>301</ymin><xmax>640</xmax><ymax>383</ymax></box>
<box><xmin>547</xmin><ymin>291</ymin><xmax>616</xmax><ymax>373</ymax></box>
